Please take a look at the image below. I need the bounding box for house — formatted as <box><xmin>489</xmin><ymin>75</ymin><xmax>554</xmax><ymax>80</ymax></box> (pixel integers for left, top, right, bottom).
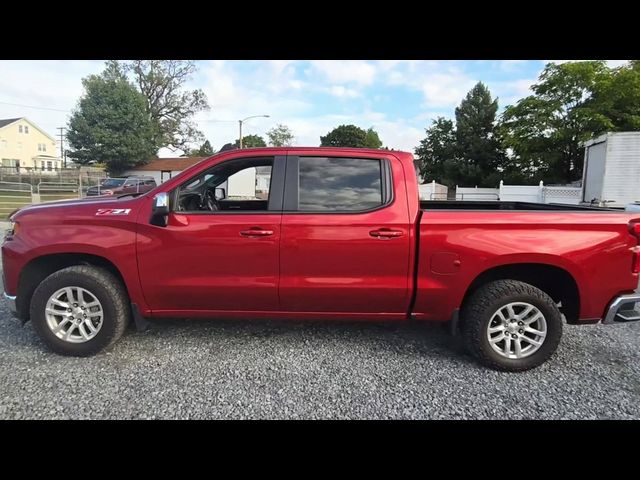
<box><xmin>123</xmin><ymin>157</ymin><xmax>206</xmax><ymax>184</ymax></box>
<box><xmin>581</xmin><ymin>132</ymin><xmax>640</xmax><ymax>206</ymax></box>
<box><xmin>0</xmin><ymin>117</ymin><xmax>63</xmax><ymax>173</ymax></box>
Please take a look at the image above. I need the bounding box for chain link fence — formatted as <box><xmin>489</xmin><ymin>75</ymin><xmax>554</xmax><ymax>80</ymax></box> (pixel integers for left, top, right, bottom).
<box><xmin>0</xmin><ymin>167</ymin><xmax>108</xmax><ymax>218</ymax></box>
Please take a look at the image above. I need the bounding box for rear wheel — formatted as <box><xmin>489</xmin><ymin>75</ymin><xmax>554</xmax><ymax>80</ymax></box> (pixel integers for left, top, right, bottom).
<box><xmin>461</xmin><ymin>280</ymin><xmax>563</xmax><ymax>372</ymax></box>
<box><xmin>30</xmin><ymin>265</ymin><xmax>130</xmax><ymax>356</ymax></box>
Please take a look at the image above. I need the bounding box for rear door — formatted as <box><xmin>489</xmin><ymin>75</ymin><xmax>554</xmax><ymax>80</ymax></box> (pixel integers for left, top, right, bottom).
<box><xmin>278</xmin><ymin>154</ymin><xmax>412</xmax><ymax>316</ymax></box>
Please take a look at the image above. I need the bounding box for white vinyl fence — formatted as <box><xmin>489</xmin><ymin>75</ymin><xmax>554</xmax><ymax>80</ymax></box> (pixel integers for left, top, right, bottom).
<box><xmin>541</xmin><ymin>186</ymin><xmax>582</xmax><ymax>205</ymax></box>
<box><xmin>455</xmin><ymin>186</ymin><xmax>500</xmax><ymax>201</ymax></box>
<box><xmin>499</xmin><ymin>181</ymin><xmax>581</xmax><ymax>204</ymax></box>
<box><xmin>498</xmin><ymin>181</ymin><xmax>542</xmax><ymax>202</ymax></box>
<box><xmin>451</xmin><ymin>181</ymin><xmax>582</xmax><ymax>205</ymax></box>
<box><xmin>419</xmin><ymin>181</ymin><xmax>449</xmax><ymax>200</ymax></box>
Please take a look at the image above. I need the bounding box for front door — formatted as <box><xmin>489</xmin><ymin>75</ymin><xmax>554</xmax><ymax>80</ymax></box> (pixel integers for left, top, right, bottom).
<box><xmin>137</xmin><ymin>155</ymin><xmax>285</xmax><ymax>313</ymax></box>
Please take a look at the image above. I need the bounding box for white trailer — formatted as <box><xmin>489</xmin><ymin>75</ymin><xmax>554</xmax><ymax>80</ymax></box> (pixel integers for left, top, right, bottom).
<box><xmin>582</xmin><ymin>132</ymin><xmax>640</xmax><ymax>207</ymax></box>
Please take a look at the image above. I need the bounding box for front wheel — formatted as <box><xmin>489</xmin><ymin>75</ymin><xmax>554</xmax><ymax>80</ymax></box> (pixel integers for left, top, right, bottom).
<box><xmin>30</xmin><ymin>265</ymin><xmax>131</xmax><ymax>356</ymax></box>
<box><xmin>461</xmin><ymin>280</ymin><xmax>563</xmax><ymax>372</ymax></box>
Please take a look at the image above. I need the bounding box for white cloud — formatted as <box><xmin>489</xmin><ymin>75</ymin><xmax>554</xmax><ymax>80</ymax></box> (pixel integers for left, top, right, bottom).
<box><xmin>381</xmin><ymin>62</ymin><xmax>478</xmax><ymax>108</ymax></box>
<box><xmin>307</xmin><ymin>60</ymin><xmax>377</xmax><ymax>86</ymax></box>
<box><xmin>0</xmin><ymin>60</ymin><xmax>104</xmax><ymax>145</ymax></box>
<box><xmin>607</xmin><ymin>60</ymin><xmax>629</xmax><ymax>68</ymax></box>
<box><xmin>489</xmin><ymin>78</ymin><xmax>536</xmax><ymax>108</ymax></box>
<box><xmin>328</xmin><ymin>85</ymin><xmax>361</xmax><ymax>98</ymax></box>
<box><xmin>498</xmin><ymin>60</ymin><xmax>528</xmax><ymax>72</ymax></box>
<box><xmin>419</xmin><ymin>73</ymin><xmax>477</xmax><ymax>108</ymax></box>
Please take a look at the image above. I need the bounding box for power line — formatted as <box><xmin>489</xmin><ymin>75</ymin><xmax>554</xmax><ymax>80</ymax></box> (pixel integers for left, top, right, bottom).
<box><xmin>199</xmin><ymin>119</ymin><xmax>238</xmax><ymax>123</ymax></box>
<box><xmin>0</xmin><ymin>100</ymin><xmax>69</xmax><ymax>113</ymax></box>
<box><xmin>0</xmin><ymin>101</ymin><xmax>245</xmax><ymax>126</ymax></box>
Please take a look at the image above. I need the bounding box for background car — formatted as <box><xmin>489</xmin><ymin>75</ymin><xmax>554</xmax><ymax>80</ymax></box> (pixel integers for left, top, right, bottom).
<box><xmin>86</xmin><ymin>176</ymin><xmax>157</xmax><ymax>196</ymax></box>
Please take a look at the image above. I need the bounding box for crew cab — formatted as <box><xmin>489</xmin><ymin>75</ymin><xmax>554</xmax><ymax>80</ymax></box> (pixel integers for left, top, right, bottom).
<box><xmin>3</xmin><ymin>147</ymin><xmax>640</xmax><ymax>371</ymax></box>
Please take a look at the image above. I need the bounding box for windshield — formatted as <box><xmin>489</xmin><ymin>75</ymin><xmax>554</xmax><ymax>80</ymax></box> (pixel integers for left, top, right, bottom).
<box><xmin>101</xmin><ymin>179</ymin><xmax>126</xmax><ymax>188</ymax></box>
<box><xmin>184</xmin><ymin>173</ymin><xmax>215</xmax><ymax>190</ymax></box>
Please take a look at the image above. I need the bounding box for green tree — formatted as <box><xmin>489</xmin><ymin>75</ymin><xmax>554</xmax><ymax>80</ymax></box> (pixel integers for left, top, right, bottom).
<box><xmin>266</xmin><ymin>124</ymin><xmax>295</xmax><ymax>146</ymax></box>
<box><xmin>455</xmin><ymin>82</ymin><xmax>505</xmax><ymax>186</ymax></box>
<box><xmin>234</xmin><ymin>134</ymin><xmax>267</xmax><ymax>148</ymax></box>
<box><xmin>363</xmin><ymin>127</ymin><xmax>383</xmax><ymax>148</ymax></box>
<box><xmin>320</xmin><ymin>124</ymin><xmax>383</xmax><ymax>148</ymax></box>
<box><xmin>66</xmin><ymin>70</ymin><xmax>156</xmax><ymax>175</ymax></box>
<box><xmin>184</xmin><ymin>139</ymin><xmax>215</xmax><ymax>157</ymax></box>
<box><xmin>499</xmin><ymin>61</ymin><xmax>610</xmax><ymax>183</ymax></box>
<box><xmin>414</xmin><ymin>117</ymin><xmax>458</xmax><ymax>186</ymax></box>
<box><xmin>587</xmin><ymin>63</ymin><xmax>640</xmax><ymax>131</ymax></box>
<box><xmin>109</xmin><ymin>60</ymin><xmax>210</xmax><ymax>151</ymax></box>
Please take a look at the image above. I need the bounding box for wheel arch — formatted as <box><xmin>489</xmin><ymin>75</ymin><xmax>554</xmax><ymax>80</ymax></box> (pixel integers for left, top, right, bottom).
<box><xmin>460</xmin><ymin>262</ymin><xmax>581</xmax><ymax>324</ymax></box>
<box><xmin>17</xmin><ymin>253</ymin><xmax>129</xmax><ymax>321</ymax></box>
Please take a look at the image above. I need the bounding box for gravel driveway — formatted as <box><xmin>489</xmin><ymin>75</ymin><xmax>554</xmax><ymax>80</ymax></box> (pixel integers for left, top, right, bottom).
<box><xmin>1</xmin><ymin>264</ymin><xmax>639</xmax><ymax>419</ymax></box>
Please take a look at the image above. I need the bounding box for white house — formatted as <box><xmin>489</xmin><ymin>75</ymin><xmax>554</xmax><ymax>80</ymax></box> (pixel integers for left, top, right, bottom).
<box><xmin>0</xmin><ymin>117</ymin><xmax>63</xmax><ymax>174</ymax></box>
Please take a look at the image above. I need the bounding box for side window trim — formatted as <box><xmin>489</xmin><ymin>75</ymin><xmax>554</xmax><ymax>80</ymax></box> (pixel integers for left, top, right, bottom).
<box><xmin>170</xmin><ymin>155</ymin><xmax>287</xmax><ymax>214</ymax></box>
<box><xmin>283</xmin><ymin>155</ymin><xmax>394</xmax><ymax>214</ymax></box>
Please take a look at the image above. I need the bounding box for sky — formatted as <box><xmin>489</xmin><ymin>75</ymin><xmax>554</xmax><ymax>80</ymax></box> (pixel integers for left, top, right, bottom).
<box><xmin>0</xmin><ymin>60</ymin><xmax>629</xmax><ymax>157</ymax></box>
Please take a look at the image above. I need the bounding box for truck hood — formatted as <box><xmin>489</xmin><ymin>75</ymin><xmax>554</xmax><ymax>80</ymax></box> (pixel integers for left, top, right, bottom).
<box><xmin>11</xmin><ymin>194</ymin><xmax>146</xmax><ymax>221</ymax></box>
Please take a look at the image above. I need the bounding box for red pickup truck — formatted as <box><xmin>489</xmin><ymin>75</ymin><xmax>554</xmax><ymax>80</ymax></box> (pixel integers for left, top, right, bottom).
<box><xmin>3</xmin><ymin>147</ymin><xmax>640</xmax><ymax>371</ymax></box>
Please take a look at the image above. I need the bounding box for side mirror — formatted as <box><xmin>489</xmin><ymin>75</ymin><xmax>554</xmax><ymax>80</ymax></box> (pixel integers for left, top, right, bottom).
<box><xmin>150</xmin><ymin>192</ymin><xmax>169</xmax><ymax>226</ymax></box>
<box><xmin>215</xmin><ymin>187</ymin><xmax>226</xmax><ymax>200</ymax></box>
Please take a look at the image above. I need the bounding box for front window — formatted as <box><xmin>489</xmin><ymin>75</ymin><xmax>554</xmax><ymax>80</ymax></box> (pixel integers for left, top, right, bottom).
<box><xmin>24</xmin><ymin>126</ymin><xmax>29</xmax><ymax>134</ymax></box>
<box><xmin>47</xmin><ymin>161</ymin><xmax>52</xmax><ymax>171</ymax></box>
<box><xmin>18</xmin><ymin>125</ymin><xmax>23</xmax><ymax>133</ymax></box>
<box><xmin>175</xmin><ymin>157</ymin><xmax>273</xmax><ymax>213</ymax></box>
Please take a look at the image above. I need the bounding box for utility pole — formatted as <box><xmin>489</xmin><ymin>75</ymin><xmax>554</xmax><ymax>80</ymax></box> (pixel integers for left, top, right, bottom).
<box><xmin>57</xmin><ymin>127</ymin><xmax>66</xmax><ymax>168</ymax></box>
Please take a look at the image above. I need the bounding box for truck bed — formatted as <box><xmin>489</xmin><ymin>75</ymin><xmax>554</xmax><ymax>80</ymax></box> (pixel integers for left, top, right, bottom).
<box><xmin>420</xmin><ymin>200</ymin><xmax>618</xmax><ymax>211</ymax></box>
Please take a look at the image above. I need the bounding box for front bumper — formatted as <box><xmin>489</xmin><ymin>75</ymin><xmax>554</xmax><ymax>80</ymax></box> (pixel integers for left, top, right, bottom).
<box><xmin>3</xmin><ymin>292</ymin><xmax>17</xmax><ymax>316</ymax></box>
<box><xmin>603</xmin><ymin>293</ymin><xmax>640</xmax><ymax>324</ymax></box>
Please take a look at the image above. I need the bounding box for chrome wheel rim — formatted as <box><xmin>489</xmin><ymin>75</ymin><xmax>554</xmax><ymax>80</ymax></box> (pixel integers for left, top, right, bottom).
<box><xmin>487</xmin><ymin>302</ymin><xmax>547</xmax><ymax>359</ymax></box>
<box><xmin>45</xmin><ymin>286</ymin><xmax>104</xmax><ymax>343</ymax></box>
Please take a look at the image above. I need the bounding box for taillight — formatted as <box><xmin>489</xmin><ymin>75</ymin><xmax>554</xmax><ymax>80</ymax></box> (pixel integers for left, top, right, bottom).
<box><xmin>631</xmin><ymin>222</ymin><xmax>640</xmax><ymax>241</ymax></box>
<box><xmin>634</xmin><ymin>249</ymin><xmax>640</xmax><ymax>274</ymax></box>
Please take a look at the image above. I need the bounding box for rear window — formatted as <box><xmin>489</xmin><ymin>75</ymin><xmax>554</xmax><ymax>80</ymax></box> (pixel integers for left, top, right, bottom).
<box><xmin>298</xmin><ymin>157</ymin><xmax>383</xmax><ymax>211</ymax></box>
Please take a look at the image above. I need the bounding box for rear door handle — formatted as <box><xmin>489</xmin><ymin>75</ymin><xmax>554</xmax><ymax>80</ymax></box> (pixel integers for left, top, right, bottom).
<box><xmin>240</xmin><ymin>228</ymin><xmax>274</xmax><ymax>237</ymax></box>
<box><xmin>369</xmin><ymin>229</ymin><xmax>404</xmax><ymax>239</ymax></box>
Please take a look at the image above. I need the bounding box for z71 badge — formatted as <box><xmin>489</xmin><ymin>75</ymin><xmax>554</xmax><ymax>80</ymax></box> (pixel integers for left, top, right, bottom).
<box><xmin>95</xmin><ymin>208</ymin><xmax>131</xmax><ymax>216</ymax></box>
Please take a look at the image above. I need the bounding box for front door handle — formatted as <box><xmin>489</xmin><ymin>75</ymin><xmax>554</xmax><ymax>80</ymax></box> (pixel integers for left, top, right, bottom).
<box><xmin>240</xmin><ymin>228</ymin><xmax>274</xmax><ymax>237</ymax></box>
<box><xmin>369</xmin><ymin>229</ymin><xmax>404</xmax><ymax>239</ymax></box>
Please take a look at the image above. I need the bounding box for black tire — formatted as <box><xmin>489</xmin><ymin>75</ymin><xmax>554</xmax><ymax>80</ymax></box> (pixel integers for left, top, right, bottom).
<box><xmin>461</xmin><ymin>280</ymin><xmax>563</xmax><ymax>372</ymax></box>
<box><xmin>30</xmin><ymin>265</ymin><xmax>130</xmax><ymax>356</ymax></box>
